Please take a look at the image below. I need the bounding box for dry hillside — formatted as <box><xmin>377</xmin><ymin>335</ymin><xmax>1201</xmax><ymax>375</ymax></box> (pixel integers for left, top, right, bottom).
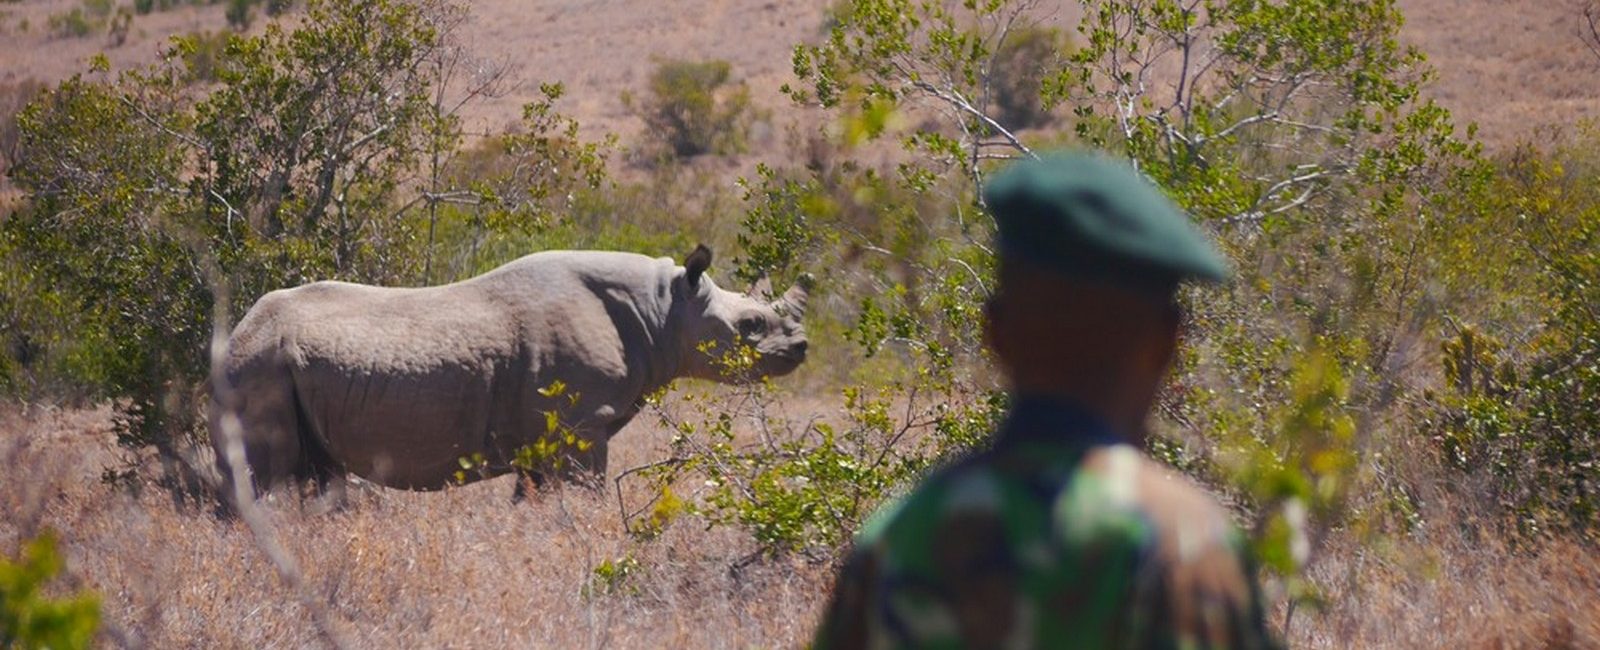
<box><xmin>2</xmin><ymin>0</ymin><xmax>1596</xmax><ymax>148</ymax></box>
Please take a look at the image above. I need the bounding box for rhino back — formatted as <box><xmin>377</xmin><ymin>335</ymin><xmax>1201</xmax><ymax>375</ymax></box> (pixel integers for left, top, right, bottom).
<box><xmin>258</xmin><ymin>281</ymin><xmax>517</xmax><ymax>486</ymax></box>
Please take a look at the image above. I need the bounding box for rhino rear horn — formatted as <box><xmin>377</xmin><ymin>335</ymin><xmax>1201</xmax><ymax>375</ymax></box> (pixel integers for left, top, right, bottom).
<box><xmin>685</xmin><ymin>244</ymin><xmax>712</xmax><ymax>289</ymax></box>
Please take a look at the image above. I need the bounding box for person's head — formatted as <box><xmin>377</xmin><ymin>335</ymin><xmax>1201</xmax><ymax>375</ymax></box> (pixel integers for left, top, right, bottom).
<box><xmin>981</xmin><ymin>152</ymin><xmax>1229</xmax><ymax>437</ymax></box>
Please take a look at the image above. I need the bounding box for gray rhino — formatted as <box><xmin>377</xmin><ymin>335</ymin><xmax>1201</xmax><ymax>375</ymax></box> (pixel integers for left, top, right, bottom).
<box><xmin>212</xmin><ymin>245</ymin><xmax>808</xmax><ymax>498</ymax></box>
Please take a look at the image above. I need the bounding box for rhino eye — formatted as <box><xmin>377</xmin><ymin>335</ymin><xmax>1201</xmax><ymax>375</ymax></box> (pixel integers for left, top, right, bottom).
<box><xmin>736</xmin><ymin>316</ymin><xmax>764</xmax><ymax>338</ymax></box>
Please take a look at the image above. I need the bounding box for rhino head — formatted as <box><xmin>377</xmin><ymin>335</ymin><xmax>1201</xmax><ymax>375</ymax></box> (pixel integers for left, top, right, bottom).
<box><xmin>677</xmin><ymin>244</ymin><xmax>810</xmax><ymax>382</ymax></box>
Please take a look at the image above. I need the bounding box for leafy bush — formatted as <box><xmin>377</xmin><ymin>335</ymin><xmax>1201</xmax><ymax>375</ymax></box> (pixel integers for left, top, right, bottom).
<box><xmin>1422</xmin><ymin>139</ymin><xmax>1600</xmax><ymax>538</ymax></box>
<box><xmin>174</xmin><ymin>31</ymin><xmax>234</xmax><ymax>83</ymax></box>
<box><xmin>225</xmin><ymin>0</ymin><xmax>253</xmax><ymax>29</ymax></box>
<box><xmin>624</xmin><ymin>59</ymin><xmax>751</xmax><ymax>159</ymax></box>
<box><xmin>0</xmin><ymin>77</ymin><xmax>44</xmax><ymax>179</ymax></box>
<box><xmin>621</xmin><ymin>343</ymin><xmax>1004</xmax><ymax>556</ymax></box>
<box><xmin>107</xmin><ymin>7</ymin><xmax>132</xmax><ymax>46</ymax></box>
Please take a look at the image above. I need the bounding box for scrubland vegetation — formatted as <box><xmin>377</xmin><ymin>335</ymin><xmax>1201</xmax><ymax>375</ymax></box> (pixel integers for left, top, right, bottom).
<box><xmin>1</xmin><ymin>0</ymin><xmax>1597</xmax><ymax>647</ymax></box>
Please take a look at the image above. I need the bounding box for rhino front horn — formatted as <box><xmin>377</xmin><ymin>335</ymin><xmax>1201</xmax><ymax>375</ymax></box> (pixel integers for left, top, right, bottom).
<box><xmin>775</xmin><ymin>273</ymin><xmax>813</xmax><ymax>318</ymax></box>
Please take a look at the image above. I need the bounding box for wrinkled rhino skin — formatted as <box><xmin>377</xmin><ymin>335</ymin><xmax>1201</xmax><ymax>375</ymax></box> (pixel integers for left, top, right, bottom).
<box><xmin>212</xmin><ymin>246</ymin><xmax>808</xmax><ymax>495</ymax></box>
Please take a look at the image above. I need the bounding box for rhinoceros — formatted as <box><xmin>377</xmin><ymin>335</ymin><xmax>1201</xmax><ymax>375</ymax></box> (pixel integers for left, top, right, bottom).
<box><xmin>212</xmin><ymin>245</ymin><xmax>808</xmax><ymax>498</ymax></box>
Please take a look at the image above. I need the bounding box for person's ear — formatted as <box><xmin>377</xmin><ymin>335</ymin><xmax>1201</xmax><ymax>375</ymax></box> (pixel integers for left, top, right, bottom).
<box><xmin>1150</xmin><ymin>303</ymin><xmax>1182</xmax><ymax>372</ymax></box>
<box><xmin>982</xmin><ymin>294</ymin><xmax>999</xmax><ymax>353</ymax></box>
<box><xmin>983</xmin><ymin>292</ymin><xmax>1015</xmax><ymax>366</ymax></box>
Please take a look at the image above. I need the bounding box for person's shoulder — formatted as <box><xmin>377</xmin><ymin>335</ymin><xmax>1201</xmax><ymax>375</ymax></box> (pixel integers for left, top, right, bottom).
<box><xmin>853</xmin><ymin>453</ymin><xmax>1013</xmax><ymax>547</ymax></box>
<box><xmin>1057</xmin><ymin>445</ymin><xmax>1239</xmax><ymax>549</ymax></box>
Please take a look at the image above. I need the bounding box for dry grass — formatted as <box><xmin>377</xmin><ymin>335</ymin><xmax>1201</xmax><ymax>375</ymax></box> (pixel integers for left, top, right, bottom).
<box><xmin>1293</xmin><ymin>527</ymin><xmax>1600</xmax><ymax>649</ymax></box>
<box><xmin>5</xmin><ymin>397</ymin><xmax>1599</xmax><ymax>648</ymax></box>
<box><xmin>1282</xmin><ymin>430</ymin><xmax>1600</xmax><ymax>649</ymax></box>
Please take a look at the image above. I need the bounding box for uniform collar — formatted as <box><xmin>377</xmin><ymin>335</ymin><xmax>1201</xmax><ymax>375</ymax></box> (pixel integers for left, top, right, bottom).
<box><xmin>994</xmin><ymin>393</ymin><xmax>1128</xmax><ymax>450</ymax></box>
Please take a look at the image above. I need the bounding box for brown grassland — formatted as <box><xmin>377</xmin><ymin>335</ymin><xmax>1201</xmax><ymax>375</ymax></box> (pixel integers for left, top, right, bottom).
<box><xmin>3</xmin><ymin>0</ymin><xmax>1600</xmax><ymax>648</ymax></box>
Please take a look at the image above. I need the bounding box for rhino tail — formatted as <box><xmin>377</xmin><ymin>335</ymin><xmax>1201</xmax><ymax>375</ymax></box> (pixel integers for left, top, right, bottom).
<box><xmin>289</xmin><ymin>388</ymin><xmax>344</xmax><ymax>490</ymax></box>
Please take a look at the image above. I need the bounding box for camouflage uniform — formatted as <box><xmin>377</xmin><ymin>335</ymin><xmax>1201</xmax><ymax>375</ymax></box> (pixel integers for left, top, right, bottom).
<box><xmin>812</xmin><ymin>396</ymin><xmax>1279</xmax><ymax>649</ymax></box>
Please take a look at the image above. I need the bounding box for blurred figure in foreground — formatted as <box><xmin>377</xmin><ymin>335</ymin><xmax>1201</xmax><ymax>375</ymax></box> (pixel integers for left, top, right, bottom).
<box><xmin>812</xmin><ymin>152</ymin><xmax>1280</xmax><ymax>649</ymax></box>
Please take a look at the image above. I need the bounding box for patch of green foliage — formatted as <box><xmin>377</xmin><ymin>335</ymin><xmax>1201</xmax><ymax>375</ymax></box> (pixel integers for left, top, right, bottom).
<box><xmin>1</xmin><ymin>533</ymin><xmax>101</xmax><ymax>650</ymax></box>
<box><xmin>1419</xmin><ymin>138</ymin><xmax>1600</xmax><ymax>538</ymax></box>
<box><xmin>624</xmin><ymin>59</ymin><xmax>752</xmax><ymax>160</ymax></box>
<box><xmin>46</xmin><ymin>8</ymin><xmax>92</xmax><ymax>38</ymax></box>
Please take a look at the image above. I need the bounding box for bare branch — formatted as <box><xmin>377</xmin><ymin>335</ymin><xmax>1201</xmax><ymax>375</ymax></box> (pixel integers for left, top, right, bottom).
<box><xmin>1584</xmin><ymin>2</ymin><xmax>1600</xmax><ymax>64</ymax></box>
<box><xmin>1222</xmin><ymin>168</ymin><xmax>1343</xmax><ymax>225</ymax></box>
<box><xmin>1208</xmin><ymin>111</ymin><xmax>1280</xmax><ymax>142</ymax></box>
<box><xmin>116</xmin><ymin>95</ymin><xmax>206</xmax><ymax>151</ymax></box>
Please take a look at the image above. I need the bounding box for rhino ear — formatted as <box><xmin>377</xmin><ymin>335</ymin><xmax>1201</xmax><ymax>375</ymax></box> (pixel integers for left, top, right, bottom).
<box><xmin>685</xmin><ymin>244</ymin><xmax>712</xmax><ymax>289</ymax></box>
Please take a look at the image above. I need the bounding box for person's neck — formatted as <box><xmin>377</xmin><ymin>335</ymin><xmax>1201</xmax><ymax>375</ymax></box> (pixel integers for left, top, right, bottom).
<box><xmin>1009</xmin><ymin>372</ymin><xmax>1151</xmax><ymax>447</ymax></box>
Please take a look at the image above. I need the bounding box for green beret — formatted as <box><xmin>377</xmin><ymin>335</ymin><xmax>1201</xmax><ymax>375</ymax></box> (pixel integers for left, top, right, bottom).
<box><xmin>983</xmin><ymin>151</ymin><xmax>1230</xmax><ymax>294</ymax></box>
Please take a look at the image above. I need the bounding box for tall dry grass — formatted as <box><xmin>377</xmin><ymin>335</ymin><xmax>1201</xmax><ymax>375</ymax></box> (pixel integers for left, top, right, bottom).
<box><xmin>1</xmin><ymin>402</ymin><xmax>833</xmax><ymax>649</ymax></box>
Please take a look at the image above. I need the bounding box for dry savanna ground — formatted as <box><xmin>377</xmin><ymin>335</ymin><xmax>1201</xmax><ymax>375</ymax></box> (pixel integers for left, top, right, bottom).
<box><xmin>4</xmin><ymin>0</ymin><xmax>1600</xmax><ymax>648</ymax></box>
<box><xmin>1</xmin><ymin>402</ymin><xmax>838</xmax><ymax>648</ymax></box>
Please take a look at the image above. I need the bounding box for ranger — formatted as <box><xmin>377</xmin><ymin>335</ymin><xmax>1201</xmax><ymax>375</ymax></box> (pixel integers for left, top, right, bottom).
<box><xmin>813</xmin><ymin>152</ymin><xmax>1280</xmax><ymax>649</ymax></box>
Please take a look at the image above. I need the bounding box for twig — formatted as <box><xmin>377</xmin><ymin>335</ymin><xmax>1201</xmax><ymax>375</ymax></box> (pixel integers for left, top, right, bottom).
<box><xmin>1582</xmin><ymin>3</ymin><xmax>1600</xmax><ymax>64</ymax></box>
<box><xmin>907</xmin><ymin>79</ymin><xmax>1036</xmax><ymax>160</ymax></box>
<box><xmin>201</xmin><ymin>259</ymin><xmax>352</xmax><ymax>650</ymax></box>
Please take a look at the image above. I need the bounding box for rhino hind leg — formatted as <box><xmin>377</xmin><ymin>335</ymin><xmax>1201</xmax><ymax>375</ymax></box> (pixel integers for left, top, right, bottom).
<box><xmin>292</xmin><ymin>404</ymin><xmax>350</xmax><ymax>509</ymax></box>
<box><xmin>217</xmin><ymin>354</ymin><xmax>334</xmax><ymax>499</ymax></box>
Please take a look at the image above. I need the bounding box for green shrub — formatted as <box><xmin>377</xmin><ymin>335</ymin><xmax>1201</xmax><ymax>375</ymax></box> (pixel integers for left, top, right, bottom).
<box><xmin>224</xmin><ymin>0</ymin><xmax>252</xmax><ymax>29</ymax></box>
<box><xmin>1422</xmin><ymin>139</ymin><xmax>1600</xmax><ymax>538</ymax></box>
<box><xmin>0</xmin><ymin>77</ymin><xmax>45</xmax><ymax>177</ymax></box>
<box><xmin>173</xmin><ymin>31</ymin><xmax>233</xmax><ymax>83</ymax></box>
<box><xmin>80</xmin><ymin>0</ymin><xmax>113</xmax><ymax>18</ymax></box>
<box><xmin>47</xmin><ymin>9</ymin><xmax>91</xmax><ymax>38</ymax></box>
<box><xmin>989</xmin><ymin>26</ymin><xmax>1066</xmax><ymax>129</ymax></box>
<box><xmin>107</xmin><ymin>7</ymin><xmax>132</xmax><ymax>46</ymax></box>
<box><xmin>625</xmin><ymin>59</ymin><xmax>751</xmax><ymax>159</ymax></box>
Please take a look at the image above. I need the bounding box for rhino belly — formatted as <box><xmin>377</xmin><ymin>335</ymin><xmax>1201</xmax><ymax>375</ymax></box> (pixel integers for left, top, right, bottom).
<box><xmin>296</xmin><ymin>362</ymin><xmax>503</xmax><ymax>490</ymax></box>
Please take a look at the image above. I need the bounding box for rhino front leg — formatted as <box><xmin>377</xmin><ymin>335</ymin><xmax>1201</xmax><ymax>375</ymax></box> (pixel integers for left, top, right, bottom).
<box><xmin>569</xmin><ymin>411</ymin><xmax>633</xmax><ymax>480</ymax></box>
<box><xmin>510</xmin><ymin>436</ymin><xmax>607</xmax><ymax>502</ymax></box>
<box><xmin>511</xmin><ymin>469</ymin><xmax>546</xmax><ymax>503</ymax></box>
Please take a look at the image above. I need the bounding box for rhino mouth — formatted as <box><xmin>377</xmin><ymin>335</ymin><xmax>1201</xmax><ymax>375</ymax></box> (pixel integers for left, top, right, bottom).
<box><xmin>767</xmin><ymin>349</ymin><xmax>805</xmax><ymax>362</ymax></box>
<box><xmin>760</xmin><ymin>350</ymin><xmax>807</xmax><ymax>376</ymax></box>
